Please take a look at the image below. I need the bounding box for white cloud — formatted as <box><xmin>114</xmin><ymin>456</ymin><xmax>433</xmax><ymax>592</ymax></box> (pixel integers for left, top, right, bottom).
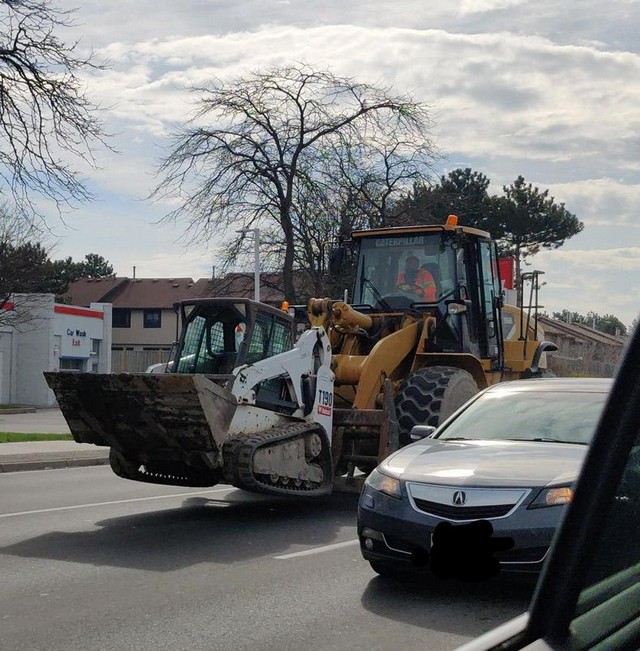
<box><xmin>81</xmin><ymin>25</ymin><xmax>640</xmax><ymax>179</ymax></box>
<box><xmin>459</xmin><ymin>0</ymin><xmax>526</xmax><ymax>14</ymax></box>
<box><xmin>539</xmin><ymin>179</ymin><xmax>640</xmax><ymax>229</ymax></box>
<box><xmin>536</xmin><ymin>247</ymin><xmax>640</xmax><ymax>271</ymax></box>
<box><xmin>531</xmin><ymin>247</ymin><xmax>640</xmax><ymax>325</ymax></box>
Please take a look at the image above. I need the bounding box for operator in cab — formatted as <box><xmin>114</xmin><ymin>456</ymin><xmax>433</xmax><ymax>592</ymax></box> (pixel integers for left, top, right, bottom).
<box><xmin>396</xmin><ymin>254</ymin><xmax>437</xmax><ymax>301</ymax></box>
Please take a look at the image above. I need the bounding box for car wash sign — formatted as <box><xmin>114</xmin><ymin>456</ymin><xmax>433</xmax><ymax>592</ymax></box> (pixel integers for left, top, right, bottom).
<box><xmin>55</xmin><ymin>305</ymin><xmax>103</xmax><ymax>358</ymax></box>
<box><xmin>62</xmin><ymin>326</ymin><xmax>89</xmax><ymax>356</ymax></box>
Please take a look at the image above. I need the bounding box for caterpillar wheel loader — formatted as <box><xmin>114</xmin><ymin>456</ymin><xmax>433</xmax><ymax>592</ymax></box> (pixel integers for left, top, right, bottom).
<box><xmin>45</xmin><ymin>217</ymin><xmax>557</xmax><ymax>496</ymax></box>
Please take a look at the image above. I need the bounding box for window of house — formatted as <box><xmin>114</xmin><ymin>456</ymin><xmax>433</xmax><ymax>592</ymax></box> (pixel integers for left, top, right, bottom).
<box><xmin>144</xmin><ymin>309</ymin><xmax>162</xmax><ymax>328</ymax></box>
<box><xmin>112</xmin><ymin>308</ymin><xmax>132</xmax><ymax>328</ymax></box>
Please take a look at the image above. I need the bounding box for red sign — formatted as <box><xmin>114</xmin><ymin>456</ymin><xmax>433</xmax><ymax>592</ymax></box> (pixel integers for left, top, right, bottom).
<box><xmin>498</xmin><ymin>258</ymin><xmax>515</xmax><ymax>290</ymax></box>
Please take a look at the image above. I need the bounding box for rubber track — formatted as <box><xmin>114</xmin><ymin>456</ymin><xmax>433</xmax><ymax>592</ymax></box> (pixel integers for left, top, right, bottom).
<box><xmin>222</xmin><ymin>422</ymin><xmax>333</xmax><ymax>497</ymax></box>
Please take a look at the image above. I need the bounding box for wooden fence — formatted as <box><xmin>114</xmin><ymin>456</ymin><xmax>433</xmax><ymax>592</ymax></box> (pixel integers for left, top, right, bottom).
<box><xmin>111</xmin><ymin>349</ymin><xmax>171</xmax><ymax>373</ymax></box>
<box><xmin>547</xmin><ymin>341</ymin><xmax>623</xmax><ymax>378</ymax></box>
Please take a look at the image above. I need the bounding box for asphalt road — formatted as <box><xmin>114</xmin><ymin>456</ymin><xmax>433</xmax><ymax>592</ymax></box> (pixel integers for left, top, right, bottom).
<box><xmin>0</xmin><ymin>466</ymin><xmax>535</xmax><ymax>651</ymax></box>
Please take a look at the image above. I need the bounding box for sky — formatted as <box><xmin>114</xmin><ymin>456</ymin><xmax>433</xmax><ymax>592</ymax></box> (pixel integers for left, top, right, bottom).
<box><xmin>40</xmin><ymin>0</ymin><xmax>640</xmax><ymax>327</ymax></box>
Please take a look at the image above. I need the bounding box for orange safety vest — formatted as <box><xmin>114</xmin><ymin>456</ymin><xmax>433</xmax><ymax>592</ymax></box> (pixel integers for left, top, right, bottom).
<box><xmin>397</xmin><ymin>268</ymin><xmax>437</xmax><ymax>301</ymax></box>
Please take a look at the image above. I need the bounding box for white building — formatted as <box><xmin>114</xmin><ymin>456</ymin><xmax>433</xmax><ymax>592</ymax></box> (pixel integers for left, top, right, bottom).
<box><xmin>0</xmin><ymin>294</ymin><xmax>112</xmax><ymax>406</ymax></box>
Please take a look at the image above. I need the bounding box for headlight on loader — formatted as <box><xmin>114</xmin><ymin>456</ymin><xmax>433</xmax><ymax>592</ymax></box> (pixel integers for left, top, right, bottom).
<box><xmin>364</xmin><ymin>468</ymin><xmax>402</xmax><ymax>499</ymax></box>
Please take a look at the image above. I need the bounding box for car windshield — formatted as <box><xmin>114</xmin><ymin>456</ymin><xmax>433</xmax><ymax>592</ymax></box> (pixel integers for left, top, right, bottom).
<box><xmin>436</xmin><ymin>388</ymin><xmax>608</xmax><ymax>445</ymax></box>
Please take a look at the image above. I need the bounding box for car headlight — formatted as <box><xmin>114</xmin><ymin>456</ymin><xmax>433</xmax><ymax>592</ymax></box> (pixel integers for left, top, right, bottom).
<box><xmin>364</xmin><ymin>468</ymin><xmax>402</xmax><ymax>499</ymax></box>
<box><xmin>528</xmin><ymin>485</ymin><xmax>574</xmax><ymax>509</ymax></box>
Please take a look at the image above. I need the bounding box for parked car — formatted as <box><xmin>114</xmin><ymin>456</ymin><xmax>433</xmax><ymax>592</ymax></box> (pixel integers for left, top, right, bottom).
<box><xmin>455</xmin><ymin>321</ymin><xmax>640</xmax><ymax>650</ymax></box>
<box><xmin>358</xmin><ymin>377</ymin><xmax>612</xmax><ymax>578</ymax></box>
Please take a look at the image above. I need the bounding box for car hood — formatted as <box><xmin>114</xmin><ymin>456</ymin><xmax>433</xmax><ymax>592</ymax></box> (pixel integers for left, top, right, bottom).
<box><xmin>382</xmin><ymin>439</ymin><xmax>587</xmax><ymax>487</ymax></box>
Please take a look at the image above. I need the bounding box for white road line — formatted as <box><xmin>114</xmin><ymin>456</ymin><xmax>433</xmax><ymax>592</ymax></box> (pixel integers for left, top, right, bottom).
<box><xmin>275</xmin><ymin>539</ymin><xmax>359</xmax><ymax>559</ymax></box>
<box><xmin>0</xmin><ymin>487</ymin><xmax>233</xmax><ymax>519</ymax></box>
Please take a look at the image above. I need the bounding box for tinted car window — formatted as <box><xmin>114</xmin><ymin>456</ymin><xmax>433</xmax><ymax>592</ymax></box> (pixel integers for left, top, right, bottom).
<box><xmin>579</xmin><ymin>431</ymin><xmax>640</xmax><ymax>590</ymax></box>
<box><xmin>437</xmin><ymin>390</ymin><xmax>607</xmax><ymax>445</ymax></box>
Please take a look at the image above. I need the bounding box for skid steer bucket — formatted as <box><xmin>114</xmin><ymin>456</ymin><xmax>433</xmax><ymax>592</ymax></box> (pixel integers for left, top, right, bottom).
<box><xmin>44</xmin><ymin>372</ymin><xmax>238</xmax><ymax>458</ymax></box>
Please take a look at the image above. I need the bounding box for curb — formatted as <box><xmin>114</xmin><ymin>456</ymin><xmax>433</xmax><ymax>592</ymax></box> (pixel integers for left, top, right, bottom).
<box><xmin>0</xmin><ymin>407</ymin><xmax>37</xmax><ymax>415</ymax></box>
<box><xmin>0</xmin><ymin>455</ymin><xmax>109</xmax><ymax>473</ymax></box>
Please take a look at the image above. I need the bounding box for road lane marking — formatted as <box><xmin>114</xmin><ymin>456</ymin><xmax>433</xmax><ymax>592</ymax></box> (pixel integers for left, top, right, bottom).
<box><xmin>275</xmin><ymin>539</ymin><xmax>359</xmax><ymax>559</ymax></box>
<box><xmin>0</xmin><ymin>487</ymin><xmax>233</xmax><ymax>519</ymax></box>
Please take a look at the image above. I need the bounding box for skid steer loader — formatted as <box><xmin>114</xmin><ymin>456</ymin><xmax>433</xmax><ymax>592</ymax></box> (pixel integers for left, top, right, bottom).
<box><xmin>45</xmin><ymin>217</ymin><xmax>556</xmax><ymax>496</ymax></box>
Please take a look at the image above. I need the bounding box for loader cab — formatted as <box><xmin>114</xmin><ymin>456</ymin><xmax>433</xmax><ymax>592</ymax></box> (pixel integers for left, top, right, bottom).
<box><xmin>350</xmin><ymin>222</ymin><xmax>504</xmax><ymax>365</ymax></box>
<box><xmin>168</xmin><ymin>298</ymin><xmax>295</xmax><ymax>380</ymax></box>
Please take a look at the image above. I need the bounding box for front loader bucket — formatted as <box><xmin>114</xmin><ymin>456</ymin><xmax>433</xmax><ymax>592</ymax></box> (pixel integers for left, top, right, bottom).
<box><xmin>44</xmin><ymin>372</ymin><xmax>238</xmax><ymax>463</ymax></box>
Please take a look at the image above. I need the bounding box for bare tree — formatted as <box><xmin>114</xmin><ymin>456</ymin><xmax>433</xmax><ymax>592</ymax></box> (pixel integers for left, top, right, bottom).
<box><xmin>0</xmin><ymin>0</ymin><xmax>107</xmax><ymax>220</ymax></box>
<box><xmin>154</xmin><ymin>63</ymin><xmax>437</xmax><ymax>302</ymax></box>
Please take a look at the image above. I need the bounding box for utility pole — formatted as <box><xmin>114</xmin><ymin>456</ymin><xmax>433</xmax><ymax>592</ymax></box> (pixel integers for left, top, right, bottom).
<box><xmin>236</xmin><ymin>228</ymin><xmax>260</xmax><ymax>301</ymax></box>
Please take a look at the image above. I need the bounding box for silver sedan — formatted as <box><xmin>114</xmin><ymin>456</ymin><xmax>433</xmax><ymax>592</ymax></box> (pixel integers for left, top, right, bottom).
<box><xmin>358</xmin><ymin>377</ymin><xmax>611</xmax><ymax>579</ymax></box>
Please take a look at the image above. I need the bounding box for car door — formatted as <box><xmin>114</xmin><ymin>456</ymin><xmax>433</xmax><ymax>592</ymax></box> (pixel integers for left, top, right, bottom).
<box><xmin>456</xmin><ymin>318</ymin><xmax>640</xmax><ymax>651</ymax></box>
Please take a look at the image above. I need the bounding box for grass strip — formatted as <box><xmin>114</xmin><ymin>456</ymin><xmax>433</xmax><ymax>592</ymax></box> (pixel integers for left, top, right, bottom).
<box><xmin>0</xmin><ymin>433</ymin><xmax>74</xmax><ymax>443</ymax></box>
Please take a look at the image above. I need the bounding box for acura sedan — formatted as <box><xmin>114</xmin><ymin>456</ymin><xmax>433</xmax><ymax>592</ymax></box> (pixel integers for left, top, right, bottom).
<box><xmin>358</xmin><ymin>378</ymin><xmax>611</xmax><ymax>578</ymax></box>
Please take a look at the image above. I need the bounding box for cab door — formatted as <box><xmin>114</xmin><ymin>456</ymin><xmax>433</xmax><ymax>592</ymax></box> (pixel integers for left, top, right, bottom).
<box><xmin>477</xmin><ymin>241</ymin><xmax>503</xmax><ymax>367</ymax></box>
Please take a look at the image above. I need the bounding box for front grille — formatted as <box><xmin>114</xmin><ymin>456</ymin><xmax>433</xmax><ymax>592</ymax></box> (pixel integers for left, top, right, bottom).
<box><xmin>413</xmin><ymin>498</ymin><xmax>513</xmax><ymax>520</ymax></box>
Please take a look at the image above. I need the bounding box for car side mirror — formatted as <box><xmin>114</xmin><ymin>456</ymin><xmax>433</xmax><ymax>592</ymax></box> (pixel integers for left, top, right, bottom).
<box><xmin>410</xmin><ymin>425</ymin><xmax>436</xmax><ymax>441</ymax></box>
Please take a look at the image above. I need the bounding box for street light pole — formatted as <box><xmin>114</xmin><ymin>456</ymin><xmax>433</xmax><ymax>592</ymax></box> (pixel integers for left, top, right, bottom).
<box><xmin>252</xmin><ymin>228</ymin><xmax>260</xmax><ymax>302</ymax></box>
<box><xmin>236</xmin><ymin>227</ymin><xmax>260</xmax><ymax>302</ymax></box>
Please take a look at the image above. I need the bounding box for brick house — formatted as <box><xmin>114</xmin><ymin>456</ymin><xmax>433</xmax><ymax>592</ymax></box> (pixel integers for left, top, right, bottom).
<box><xmin>538</xmin><ymin>316</ymin><xmax>626</xmax><ymax>377</ymax></box>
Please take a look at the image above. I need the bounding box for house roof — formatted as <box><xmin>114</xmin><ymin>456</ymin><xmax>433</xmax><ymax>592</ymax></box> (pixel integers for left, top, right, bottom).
<box><xmin>538</xmin><ymin>315</ymin><xmax>626</xmax><ymax>347</ymax></box>
<box><xmin>64</xmin><ymin>273</ymin><xmax>292</xmax><ymax>310</ymax></box>
<box><xmin>191</xmin><ymin>273</ymin><xmax>289</xmax><ymax>304</ymax></box>
<box><xmin>64</xmin><ymin>277</ymin><xmax>201</xmax><ymax>309</ymax></box>
<box><xmin>63</xmin><ymin>277</ymin><xmax>127</xmax><ymax>306</ymax></box>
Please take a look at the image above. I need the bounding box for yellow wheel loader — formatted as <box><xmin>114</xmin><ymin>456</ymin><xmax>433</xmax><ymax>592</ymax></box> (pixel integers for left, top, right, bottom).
<box><xmin>45</xmin><ymin>218</ymin><xmax>556</xmax><ymax>496</ymax></box>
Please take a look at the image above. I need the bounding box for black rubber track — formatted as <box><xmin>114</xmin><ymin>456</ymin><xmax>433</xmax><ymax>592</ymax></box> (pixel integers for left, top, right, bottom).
<box><xmin>394</xmin><ymin>366</ymin><xmax>479</xmax><ymax>446</ymax></box>
<box><xmin>222</xmin><ymin>422</ymin><xmax>333</xmax><ymax>497</ymax></box>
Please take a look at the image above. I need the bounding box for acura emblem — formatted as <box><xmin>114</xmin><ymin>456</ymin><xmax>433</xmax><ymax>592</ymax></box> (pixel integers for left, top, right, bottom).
<box><xmin>452</xmin><ymin>490</ymin><xmax>467</xmax><ymax>506</ymax></box>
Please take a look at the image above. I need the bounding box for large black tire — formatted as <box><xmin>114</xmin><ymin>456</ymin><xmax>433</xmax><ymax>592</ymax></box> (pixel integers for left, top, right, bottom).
<box><xmin>395</xmin><ymin>366</ymin><xmax>479</xmax><ymax>446</ymax></box>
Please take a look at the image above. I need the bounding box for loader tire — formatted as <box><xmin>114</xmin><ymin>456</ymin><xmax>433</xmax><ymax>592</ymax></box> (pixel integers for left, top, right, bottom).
<box><xmin>395</xmin><ymin>366</ymin><xmax>479</xmax><ymax>446</ymax></box>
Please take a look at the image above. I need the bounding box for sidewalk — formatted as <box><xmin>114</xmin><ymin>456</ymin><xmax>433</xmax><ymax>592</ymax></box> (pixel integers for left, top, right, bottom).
<box><xmin>0</xmin><ymin>408</ymin><xmax>109</xmax><ymax>473</ymax></box>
